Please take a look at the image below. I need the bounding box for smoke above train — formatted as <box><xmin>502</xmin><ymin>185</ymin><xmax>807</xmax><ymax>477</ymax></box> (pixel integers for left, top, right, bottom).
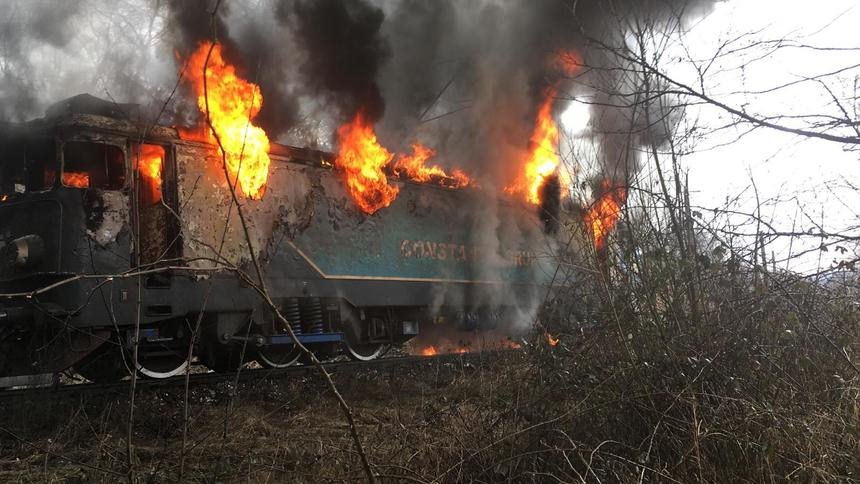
<box><xmin>0</xmin><ymin>0</ymin><xmax>724</xmax><ymax>240</ymax></box>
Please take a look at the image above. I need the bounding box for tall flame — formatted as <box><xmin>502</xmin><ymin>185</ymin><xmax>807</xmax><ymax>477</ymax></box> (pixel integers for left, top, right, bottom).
<box><xmin>334</xmin><ymin>112</ymin><xmax>400</xmax><ymax>214</ymax></box>
<box><xmin>585</xmin><ymin>181</ymin><xmax>627</xmax><ymax>250</ymax></box>
<box><xmin>392</xmin><ymin>144</ymin><xmax>471</xmax><ymax>188</ymax></box>
<box><xmin>184</xmin><ymin>42</ymin><xmax>271</xmax><ymax>199</ymax></box>
<box><xmin>139</xmin><ymin>144</ymin><xmax>164</xmax><ymax>203</ymax></box>
<box><xmin>508</xmin><ymin>88</ymin><xmax>561</xmax><ymax>204</ymax></box>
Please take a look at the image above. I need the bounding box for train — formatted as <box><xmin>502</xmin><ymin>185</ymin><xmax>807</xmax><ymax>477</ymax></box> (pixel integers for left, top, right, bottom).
<box><xmin>0</xmin><ymin>94</ymin><xmax>559</xmax><ymax>385</ymax></box>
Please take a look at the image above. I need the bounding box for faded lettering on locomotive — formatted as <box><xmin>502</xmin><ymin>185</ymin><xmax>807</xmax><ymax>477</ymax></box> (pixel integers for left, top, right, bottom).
<box><xmin>399</xmin><ymin>239</ymin><xmax>535</xmax><ymax>268</ymax></box>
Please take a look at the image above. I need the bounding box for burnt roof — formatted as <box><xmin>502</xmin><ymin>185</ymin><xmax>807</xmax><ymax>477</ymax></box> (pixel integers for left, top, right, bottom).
<box><xmin>45</xmin><ymin>93</ymin><xmax>139</xmax><ymax>121</ymax></box>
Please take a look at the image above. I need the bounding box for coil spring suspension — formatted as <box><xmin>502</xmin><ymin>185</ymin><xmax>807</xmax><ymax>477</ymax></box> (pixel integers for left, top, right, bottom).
<box><xmin>301</xmin><ymin>297</ymin><xmax>324</xmax><ymax>334</ymax></box>
<box><xmin>283</xmin><ymin>298</ymin><xmax>302</xmax><ymax>335</ymax></box>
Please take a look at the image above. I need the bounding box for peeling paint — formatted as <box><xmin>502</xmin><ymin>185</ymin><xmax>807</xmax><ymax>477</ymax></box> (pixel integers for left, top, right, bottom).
<box><xmin>176</xmin><ymin>142</ymin><xmax>321</xmax><ymax>270</ymax></box>
<box><xmin>85</xmin><ymin>190</ymin><xmax>128</xmax><ymax>246</ymax></box>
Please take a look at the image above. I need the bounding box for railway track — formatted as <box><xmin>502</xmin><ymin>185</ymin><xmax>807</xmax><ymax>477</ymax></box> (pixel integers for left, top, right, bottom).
<box><xmin>0</xmin><ymin>350</ymin><xmax>513</xmax><ymax>401</ymax></box>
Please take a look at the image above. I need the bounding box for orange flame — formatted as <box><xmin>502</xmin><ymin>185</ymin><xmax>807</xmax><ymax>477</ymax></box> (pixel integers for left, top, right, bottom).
<box><xmin>421</xmin><ymin>346</ymin><xmax>438</xmax><ymax>356</ymax></box>
<box><xmin>184</xmin><ymin>42</ymin><xmax>271</xmax><ymax>199</ymax></box>
<box><xmin>392</xmin><ymin>144</ymin><xmax>472</xmax><ymax>188</ymax></box>
<box><xmin>420</xmin><ymin>345</ymin><xmax>471</xmax><ymax>356</ymax></box>
<box><xmin>546</xmin><ymin>332</ymin><xmax>559</xmax><ymax>347</ymax></box>
<box><xmin>508</xmin><ymin>88</ymin><xmax>561</xmax><ymax>205</ymax></box>
<box><xmin>585</xmin><ymin>181</ymin><xmax>627</xmax><ymax>250</ymax></box>
<box><xmin>416</xmin><ymin>336</ymin><xmax>524</xmax><ymax>356</ymax></box>
<box><xmin>138</xmin><ymin>144</ymin><xmax>164</xmax><ymax>203</ymax></box>
<box><xmin>420</xmin><ymin>345</ymin><xmax>470</xmax><ymax>355</ymax></box>
<box><xmin>334</xmin><ymin>115</ymin><xmax>472</xmax><ymax>213</ymax></box>
<box><xmin>334</xmin><ymin>112</ymin><xmax>400</xmax><ymax>214</ymax></box>
<box><xmin>62</xmin><ymin>172</ymin><xmax>90</xmax><ymax>188</ymax></box>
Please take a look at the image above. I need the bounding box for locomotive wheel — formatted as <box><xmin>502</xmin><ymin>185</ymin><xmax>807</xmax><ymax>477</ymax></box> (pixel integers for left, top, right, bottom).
<box><xmin>344</xmin><ymin>341</ymin><xmax>388</xmax><ymax>361</ymax></box>
<box><xmin>136</xmin><ymin>351</ymin><xmax>190</xmax><ymax>379</ymax></box>
<box><xmin>339</xmin><ymin>313</ymin><xmax>388</xmax><ymax>362</ymax></box>
<box><xmin>75</xmin><ymin>342</ymin><xmax>129</xmax><ymax>383</ymax></box>
<box><xmin>256</xmin><ymin>345</ymin><xmax>301</xmax><ymax>369</ymax></box>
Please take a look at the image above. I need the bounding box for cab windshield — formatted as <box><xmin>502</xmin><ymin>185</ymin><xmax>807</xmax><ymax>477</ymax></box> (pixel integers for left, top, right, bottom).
<box><xmin>62</xmin><ymin>141</ymin><xmax>125</xmax><ymax>190</ymax></box>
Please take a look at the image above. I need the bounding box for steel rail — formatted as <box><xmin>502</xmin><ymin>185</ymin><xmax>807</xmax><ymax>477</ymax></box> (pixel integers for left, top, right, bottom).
<box><xmin>0</xmin><ymin>350</ymin><xmax>513</xmax><ymax>401</ymax></box>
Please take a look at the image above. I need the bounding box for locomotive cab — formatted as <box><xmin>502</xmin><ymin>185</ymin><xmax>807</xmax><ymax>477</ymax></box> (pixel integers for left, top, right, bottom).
<box><xmin>0</xmin><ymin>109</ymin><xmax>172</xmax><ymax>380</ymax></box>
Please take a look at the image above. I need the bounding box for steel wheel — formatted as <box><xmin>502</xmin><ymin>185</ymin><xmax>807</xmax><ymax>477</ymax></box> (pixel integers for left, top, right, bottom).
<box><xmin>344</xmin><ymin>341</ymin><xmax>388</xmax><ymax>361</ymax></box>
<box><xmin>342</xmin><ymin>316</ymin><xmax>388</xmax><ymax>361</ymax></box>
<box><xmin>136</xmin><ymin>351</ymin><xmax>190</xmax><ymax>379</ymax></box>
<box><xmin>256</xmin><ymin>345</ymin><xmax>301</xmax><ymax>369</ymax></box>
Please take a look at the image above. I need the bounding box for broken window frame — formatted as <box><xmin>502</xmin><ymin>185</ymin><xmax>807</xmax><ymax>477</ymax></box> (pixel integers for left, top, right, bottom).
<box><xmin>132</xmin><ymin>141</ymin><xmax>181</xmax><ymax>266</ymax></box>
<box><xmin>131</xmin><ymin>142</ymin><xmax>167</xmax><ymax>207</ymax></box>
<box><xmin>61</xmin><ymin>139</ymin><xmax>127</xmax><ymax>191</ymax></box>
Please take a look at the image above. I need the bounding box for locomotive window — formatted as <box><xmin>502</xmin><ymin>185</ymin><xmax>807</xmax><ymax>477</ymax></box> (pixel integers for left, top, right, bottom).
<box><xmin>134</xmin><ymin>144</ymin><xmax>165</xmax><ymax>206</ymax></box>
<box><xmin>0</xmin><ymin>138</ymin><xmax>57</xmax><ymax>195</ymax></box>
<box><xmin>26</xmin><ymin>140</ymin><xmax>57</xmax><ymax>190</ymax></box>
<box><xmin>0</xmin><ymin>139</ymin><xmax>24</xmax><ymax>196</ymax></box>
<box><xmin>63</xmin><ymin>141</ymin><xmax>125</xmax><ymax>190</ymax></box>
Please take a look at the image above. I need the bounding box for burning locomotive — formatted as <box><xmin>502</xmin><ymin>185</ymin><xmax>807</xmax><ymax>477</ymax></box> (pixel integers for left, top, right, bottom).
<box><xmin>0</xmin><ymin>93</ymin><xmax>560</xmax><ymax>384</ymax></box>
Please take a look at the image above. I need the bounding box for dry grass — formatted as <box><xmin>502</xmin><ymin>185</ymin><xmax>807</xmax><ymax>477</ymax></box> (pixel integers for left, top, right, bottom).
<box><xmin>1</xmin><ymin>308</ymin><xmax>856</xmax><ymax>483</ymax></box>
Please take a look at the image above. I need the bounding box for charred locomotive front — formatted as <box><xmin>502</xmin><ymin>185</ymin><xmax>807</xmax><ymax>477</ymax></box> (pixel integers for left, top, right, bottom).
<box><xmin>0</xmin><ymin>94</ymin><xmax>558</xmax><ymax>383</ymax></box>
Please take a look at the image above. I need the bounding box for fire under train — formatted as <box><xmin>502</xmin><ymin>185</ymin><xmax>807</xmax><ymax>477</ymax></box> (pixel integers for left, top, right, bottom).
<box><xmin>0</xmin><ymin>94</ymin><xmax>560</xmax><ymax>384</ymax></box>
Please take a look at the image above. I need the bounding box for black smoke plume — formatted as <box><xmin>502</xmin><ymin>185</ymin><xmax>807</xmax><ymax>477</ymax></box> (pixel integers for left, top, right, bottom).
<box><xmin>234</xmin><ymin>23</ymin><xmax>300</xmax><ymax>139</ymax></box>
<box><xmin>375</xmin><ymin>0</ymin><xmax>456</xmax><ymax>139</ymax></box>
<box><xmin>166</xmin><ymin>0</ymin><xmax>231</xmax><ymax>56</ymax></box>
<box><xmin>370</xmin><ymin>0</ymin><xmax>719</xmax><ymax>187</ymax></box>
<box><xmin>282</xmin><ymin>0</ymin><xmax>390</xmax><ymax>123</ymax></box>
